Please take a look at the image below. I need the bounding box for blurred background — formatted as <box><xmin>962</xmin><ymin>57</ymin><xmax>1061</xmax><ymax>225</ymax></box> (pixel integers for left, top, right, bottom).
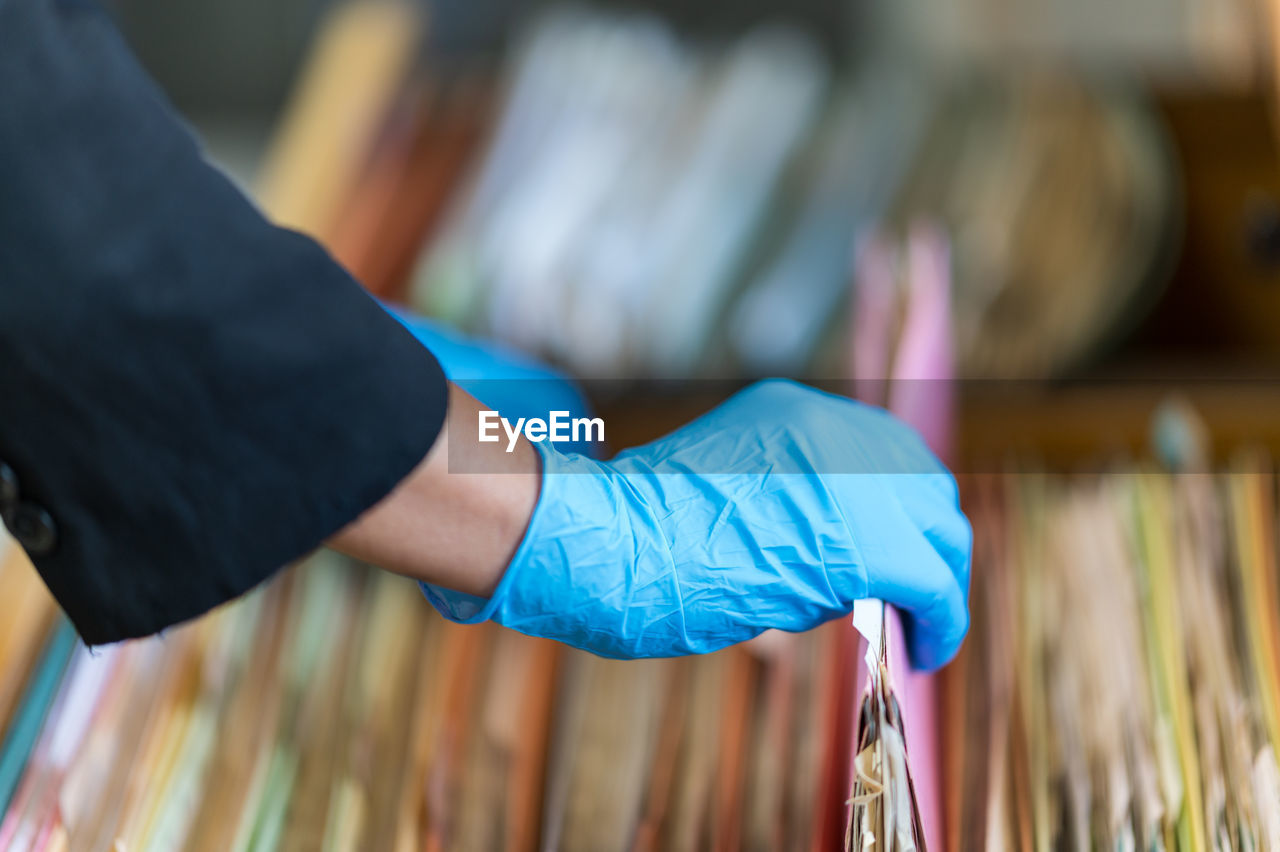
<box><xmin>101</xmin><ymin>0</ymin><xmax>1280</xmax><ymax>458</ymax></box>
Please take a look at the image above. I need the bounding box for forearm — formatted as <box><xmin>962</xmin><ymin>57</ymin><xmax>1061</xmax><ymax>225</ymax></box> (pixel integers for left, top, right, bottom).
<box><xmin>328</xmin><ymin>384</ymin><xmax>541</xmax><ymax>598</ymax></box>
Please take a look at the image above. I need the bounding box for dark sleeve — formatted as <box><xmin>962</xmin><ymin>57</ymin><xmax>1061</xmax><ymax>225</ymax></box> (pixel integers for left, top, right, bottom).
<box><xmin>0</xmin><ymin>0</ymin><xmax>449</xmax><ymax>644</ymax></box>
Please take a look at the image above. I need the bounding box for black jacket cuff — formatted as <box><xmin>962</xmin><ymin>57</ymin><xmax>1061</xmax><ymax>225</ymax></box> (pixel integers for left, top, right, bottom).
<box><xmin>0</xmin><ymin>0</ymin><xmax>449</xmax><ymax>643</ymax></box>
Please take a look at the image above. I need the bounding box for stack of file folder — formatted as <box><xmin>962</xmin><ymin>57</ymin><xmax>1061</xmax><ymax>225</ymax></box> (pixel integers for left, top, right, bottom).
<box><xmin>0</xmin><ymin>541</ymin><xmax>873</xmax><ymax>850</ymax></box>
<box><xmin>942</xmin><ymin>466</ymin><xmax>1280</xmax><ymax>850</ymax></box>
<box><xmin>8</xmin><ymin>463</ymin><xmax>1280</xmax><ymax>849</ymax></box>
<box><xmin>248</xmin><ymin>0</ymin><xmax>1174</xmax><ymax>384</ymax></box>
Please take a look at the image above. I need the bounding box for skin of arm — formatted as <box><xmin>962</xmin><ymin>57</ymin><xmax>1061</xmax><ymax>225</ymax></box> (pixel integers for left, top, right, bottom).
<box><xmin>327</xmin><ymin>384</ymin><xmax>540</xmax><ymax>597</ymax></box>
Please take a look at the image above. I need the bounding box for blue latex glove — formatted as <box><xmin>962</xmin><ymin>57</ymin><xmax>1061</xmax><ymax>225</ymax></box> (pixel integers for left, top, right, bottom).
<box><xmin>383</xmin><ymin>306</ymin><xmax>599</xmax><ymax>456</ymax></box>
<box><xmin>421</xmin><ymin>379</ymin><xmax>971</xmax><ymax>670</ymax></box>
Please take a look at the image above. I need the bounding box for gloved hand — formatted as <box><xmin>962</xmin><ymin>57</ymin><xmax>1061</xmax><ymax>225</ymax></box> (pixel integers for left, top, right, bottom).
<box><xmin>421</xmin><ymin>379</ymin><xmax>971</xmax><ymax>670</ymax></box>
<box><xmin>384</xmin><ymin>307</ymin><xmax>600</xmax><ymax>456</ymax></box>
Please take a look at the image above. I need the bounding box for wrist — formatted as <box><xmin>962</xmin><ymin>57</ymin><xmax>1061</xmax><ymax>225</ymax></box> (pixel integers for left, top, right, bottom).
<box><xmin>420</xmin><ymin>442</ymin><xmax>647</xmax><ymax>653</ymax></box>
<box><xmin>330</xmin><ymin>385</ymin><xmax>540</xmax><ymax>597</ymax></box>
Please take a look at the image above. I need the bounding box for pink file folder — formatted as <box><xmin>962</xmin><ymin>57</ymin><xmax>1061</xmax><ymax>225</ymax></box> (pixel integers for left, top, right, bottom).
<box><xmin>849</xmin><ymin>224</ymin><xmax>953</xmax><ymax>851</ymax></box>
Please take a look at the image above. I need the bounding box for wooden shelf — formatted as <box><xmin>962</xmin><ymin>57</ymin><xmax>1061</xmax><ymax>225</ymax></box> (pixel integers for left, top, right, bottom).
<box><xmin>596</xmin><ymin>377</ymin><xmax>1280</xmax><ymax>468</ymax></box>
